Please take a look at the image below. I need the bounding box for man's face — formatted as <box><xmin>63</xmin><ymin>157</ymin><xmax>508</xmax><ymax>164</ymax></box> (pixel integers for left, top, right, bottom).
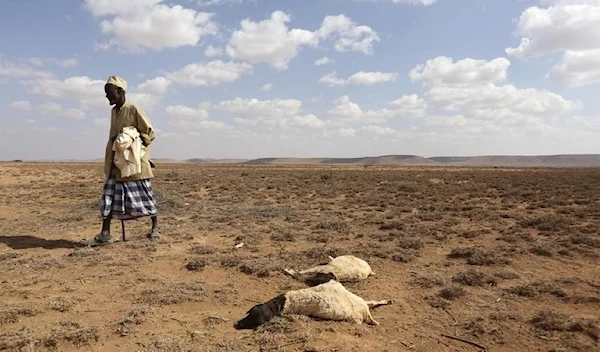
<box><xmin>104</xmin><ymin>84</ymin><xmax>120</xmax><ymax>105</ymax></box>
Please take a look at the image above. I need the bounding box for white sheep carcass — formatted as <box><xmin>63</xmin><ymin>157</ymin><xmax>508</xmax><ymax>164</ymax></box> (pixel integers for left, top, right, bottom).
<box><xmin>283</xmin><ymin>255</ymin><xmax>374</xmax><ymax>285</ymax></box>
<box><xmin>234</xmin><ymin>279</ymin><xmax>393</xmax><ymax>330</ymax></box>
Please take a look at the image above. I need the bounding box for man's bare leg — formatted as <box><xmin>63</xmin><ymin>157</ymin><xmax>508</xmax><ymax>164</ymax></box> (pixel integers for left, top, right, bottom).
<box><xmin>147</xmin><ymin>215</ymin><xmax>160</xmax><ymax>240</ymax></box>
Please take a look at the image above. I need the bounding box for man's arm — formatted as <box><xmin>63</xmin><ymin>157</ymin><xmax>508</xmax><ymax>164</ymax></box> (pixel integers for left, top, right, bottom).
<box><xmin>134</xmin><ymin>105</ymin><xmax>155</xmax><ymax>147</ymax></box>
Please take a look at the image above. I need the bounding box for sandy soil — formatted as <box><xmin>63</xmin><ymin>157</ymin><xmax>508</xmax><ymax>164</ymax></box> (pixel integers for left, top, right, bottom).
<box><xmin>0</xmin><ymin>162</ymin><xmax>598</xmax><ymax>352</ymax></box>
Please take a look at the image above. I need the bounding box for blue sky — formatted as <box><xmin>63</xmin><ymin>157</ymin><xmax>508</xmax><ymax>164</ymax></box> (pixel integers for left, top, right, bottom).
<box><xmin>0</xmin><ymin>0</ymin><xmax>599</xmax><ymax>160</ymax></box>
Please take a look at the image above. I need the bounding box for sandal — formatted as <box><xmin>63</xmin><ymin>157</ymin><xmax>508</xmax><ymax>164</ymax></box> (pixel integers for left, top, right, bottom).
<box><xmin>146</xmin><ymin>228</ymin><xmax>161</xmax><ymax>241</ymax></box>
<box><xmin>82</xmin><ymin>233</ymin><xmax>115</xmax><ymax>247</ymax></box>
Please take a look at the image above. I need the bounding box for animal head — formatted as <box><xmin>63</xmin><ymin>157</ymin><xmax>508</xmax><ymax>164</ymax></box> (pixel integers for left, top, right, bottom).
<box><xmin>304</xmin><ymin>272</ymin><xmax>337</xmax><ymax>287</ymax></box>
<box><xmin>234</xmin><ymin>294</ymin><xmax>286</xmax><ymax>330</ymax></box>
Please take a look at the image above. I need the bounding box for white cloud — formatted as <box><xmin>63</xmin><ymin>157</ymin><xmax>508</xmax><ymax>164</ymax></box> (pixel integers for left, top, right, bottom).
<box><xmin>425</xmin><ymin>83</ymin><xmax>580</xmax><ymax>117</ymax></box>
<box><xmin>129</xmin><ymin>76</ymin><xmax>172</xmax><ymax>107</ymax></box>
<box><xmin>226</xmin><ymin>11</ymin><xmax>318</xmax><ymax>70</ymax></box>
<box><xmin>204</xmin><ymin>45</ymin><xmax>223</xmax><ymax>57</ymax></box>
<box><xmin>317</xmin><ymin>15</ymin><xmax>380</xmax><ymax>55</ymax></box>
<box><xmin>328</xmin><ymin>94</ymin><xmax>426</xmax><ymax>122</ymax></box>
<box><xmin>506</xmin><ymin>3</ymin><xmax>600</xmax><ymax>59</ymax></box>
<box><xmin>85</xmin><ymin>0</ymin><xmax>218</xmax><ymax>52</ymax></box>
<box><xmin>135</xmin><ymin>76</ymin><xmax>172</xmax><ymax>95</ymax></box>
<box><xmin>196</xmin><ymin>0</ymin><xmax>251</xmax><ymax>6</ymax></box>
<box><xmin>27</xmin><ymin>76</ymin><xmax>107</xmax><ymax>109</ymax></box>
<box><xmin>388</xmin><ymin>94</ymin><xmax>428</xmax><ymax>117</ymax></box>
<box><xmin>164</xmin><ymin>103</ymin><xmax>230</xmax><ymax>130</ymax></box>
<box><xmin>352</xmin><ymin>0</ymin><xmax>438</xmax><ymax>5</ymax></box>
<box><xmin>547</xmin><ymin>49</ymin><xmax>600</xmax><ymax>87</ymax></box>
<box><xmin>26</xmin><ymin>57</ymin><xmax>79</xmax><ymax>68</ymax></box>
<box><xmin>348</xmin><ymin>71</ymin><xmax>397</xmax><ymax>85</ymax></box>
<box><xmin>319</xmin><ymin>70</ymin><xmax>397</xmax><ymax>86</ymax></box>
<box><xmin>214</xmin><ymin>97</ymin><xmax>305</xmax><ymax>126</ymax></box>
<box><xmin>319</xmin><ymin>71</ymin><xmax>347</xmax><ymax>86</ymax></box>
<box><xmin>9</xmin><ymin>100</ymin><xmax>32</xmax><ymax>111</ymax></box>
<box><xmin>410</xmin><ymin>56</ymin><xmax>510</xmax><ymax>87</ymax></box>
<box><xmin>0</xmin><ymin>57</ymin><xmax>52</xmax><ymax>79</ymax></box>
<box><xmin>408</xmin><ymin>56</ymin><xmax>583</xmax><ymax>130</ymax></box>
<box><xmin>290</xmin><ymin>114</ymin><xmax>327</xmax><ymax>129</ymax></box>
<box><xmin>165</xmin><ymin>104</ymin><xmax>209</xmax><ymax>120</ymax></box>
<box><xmin>506</xmin><ymin>1</ymin><xmax>600</xmax><ymax>87</ymax></box>
<box><xmin>226</xmin><ymin>11</ymin><xmax>378</xmax><ymax>69</ymax></box>
<box><xmin>315</xmin><ymin>57</ymin><xmax>334</xmax><ymax>66</ymax></box>
<box><xmin>261</xmin><ymin>83</ymin><xmax>273</xmax><ymax>91</ymax></box>
<box><xmin>166</xmin><ymin>60</ymin><xmax>252</xmax><ymax>86</ymax></box>
<box><xmin>61</xmin><ymin>58</ymin><xmax>79</xmax><ymax>67</ymax></box>
<box><xmin>38</xmin><ymin>102</ymin><xmax>86</xmax><ymax>120</ymax></box>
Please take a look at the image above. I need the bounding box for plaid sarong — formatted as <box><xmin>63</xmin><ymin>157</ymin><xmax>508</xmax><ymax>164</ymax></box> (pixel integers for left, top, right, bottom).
<box><xmin>101</xmin><ymin>169</ymin><xmax>158</xmax><ymax>220</ymax></box>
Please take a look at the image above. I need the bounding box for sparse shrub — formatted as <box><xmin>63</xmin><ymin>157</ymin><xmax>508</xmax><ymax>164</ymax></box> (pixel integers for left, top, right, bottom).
<box><xmin>185</xmin><ymin>258</ymin><xmax>207</xmax><ymax>271</ymax></box>
<box><xmin>506</xmin><ymin>281</ymin><xmax>567</xmax><ymax>298</ymax></box>
<box><xmin>189</xmin><ymin>245</ymin><xmax>216</xmax><ymax>255</ymax></box>
<box><xmin>530</xmin><ymin>310</ymin><xmax>598</xmax><ymax>340</ymax></box>
<box><xmin>437</xmin><ymin>285</ymin><xmax>466</xmax><ymax>300</ymax></box>
<box><xmin>448</xmin><ymin>247</ymin><xmax>509</xmax><ymax>266</ymax></box>
<box><xmin>452</xmin><ymin>269</ymin><xmax>497</xmax><ymax>286</ymax></box>
<box><xmin>529</xmin><ymin>245</ymin><xmax>553</xmax><ymax>257</ymax></box>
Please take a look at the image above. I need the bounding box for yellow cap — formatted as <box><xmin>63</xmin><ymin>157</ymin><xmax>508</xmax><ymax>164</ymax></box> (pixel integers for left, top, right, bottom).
<box><xmin>106</xmin><ymin>76</ymin><xmax>127</xmax><ymax>91</ymax></box>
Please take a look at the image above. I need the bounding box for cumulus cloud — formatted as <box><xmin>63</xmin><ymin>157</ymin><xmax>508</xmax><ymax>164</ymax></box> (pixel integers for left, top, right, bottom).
<box><xmin>26</xmin><ymin>75</ymin><xmax>172</xmax><ymax>110</ymax></box>
<box><xmin>204</xmin><ymin>45</ymin><xmax>223</xmax><ymax>57</ymax></box>
<box><xmin>261</xmin><ymin>83</ymin><xmax>273</xmax><ymax>91</ymax></box>
<box><xmin>226</xmin><ymin>11</ymin><xmax>379</xmax><ymax>69</ymax></box>
<box><xmin>351</xmin><ymin>0</ymin><xmax>438</xmax><ymax>5</ymax></box>
<box><xmin>9</xmin><ymin>100</ymin><xmax>32</xmax><ymax>111</ymax></box>
<box><xmin>165</xmin><ymin>103</ymin><xmax>230</xmax><ymax>130</ymax></box>
<box><xmin>315</xmin><ymin>57</ymin><xmax>334</xmax><ymax>66</ymax></box>
<box><xmin>38</xmin><ymin>102</ymin><xmax>86</xmax><ymax>120</ymax></box>
<box><xmin>410</xmin><ymin>56</ymin><xmax>510</xmax><ymax>87</ymax></box>
<box><xmin>0</xmin><ymin>57</ymin><xmax>52</xmax><ymax>79</ymax></box>
<box><xmin>215</xmin><ymin>97</ymin><xmax>302</xmax><ymax>125</ymax></box>
<box><xmin>327</xmin><ymin>94</ymin><xmax>426</xmax><ymax>122</ymax></box>
<box><xmin>507</xmin><ymin>0</ymin><xmax>600</xmax><ymax>87</ymax></box>
<box><xmin>165</xmin><ymin>60</ymin><xmax>252</xmax><ymax>86</ymax></box>
<box><xmin>27</xmin><ymin>76</ymin><xmax>107</xmax><ymax>109</ymax></box>
<box><xmin>196</xmin><ymin>0</ymin><xmax>252</xmax><ymax>6</ymax></box>
<box><xmin>84</xmin><ymin>0</ymin><xmax>218</xmax><ymax>52</ymax></box>
<box><xmin>319</xmin><ymin>70</ymin><xmax>397</xmax><ymax>86</ymax></box>
<box><xmin>547</xmin><ymin>49</ymin><xmax>600</xmax><ymax>87</ymax></box>
<box><xmin>410</xmin><ymin>56</ymin><xmax>582</xmax><ymax>129</ymax></box>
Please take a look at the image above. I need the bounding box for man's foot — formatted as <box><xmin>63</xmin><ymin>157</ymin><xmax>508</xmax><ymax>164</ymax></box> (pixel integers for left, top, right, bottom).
<box><xmin>146</xmin><ymin>228</ymin><xmax>160</xmax><ymax>241</ymax></box>
<box><xmin>82</xmin><ymin>233</ymin><xmax>114</xmax><ymax>247</ymax></box>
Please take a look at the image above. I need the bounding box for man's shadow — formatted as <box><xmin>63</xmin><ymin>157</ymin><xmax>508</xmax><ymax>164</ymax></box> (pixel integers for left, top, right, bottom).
<box><xmin>0</xmin><ymin>235</ymin><xmax>85</xmax><ymax>250</ymax></box>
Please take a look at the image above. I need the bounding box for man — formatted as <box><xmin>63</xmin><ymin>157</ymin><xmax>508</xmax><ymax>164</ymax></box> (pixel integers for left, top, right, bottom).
<box><xmin>83</xmin><ymin>76</ymin><xmax>159</xmax><ymax>246</ymax></box>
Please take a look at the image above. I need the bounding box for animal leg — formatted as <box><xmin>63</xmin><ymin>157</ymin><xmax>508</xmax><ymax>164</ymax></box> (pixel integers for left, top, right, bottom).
<box><xmin>365</xmin><ymin>300</ymin><xmax>394</xmax><ymax>308</ymax></box>
<box><xmin>283</xmin><ymin>268</ymin><xmax>297</xmax><ymax>277</ymax></box>
<box><xmin>296</xmin><ymin>266</ymin><xmax>327</xmax><ymax>276</ymax></box>
<box><xmin>364</xmin><ymin>310</ymin><xmax>380</xmax><ymax>326</ymax></box>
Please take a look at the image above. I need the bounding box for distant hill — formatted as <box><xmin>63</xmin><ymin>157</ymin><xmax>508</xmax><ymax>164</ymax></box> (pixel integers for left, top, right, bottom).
<box><xmin>241</xmin><ymin>154</ymin><xmax>600</xmax><ymax>167</ymax></box>
<box><xmin>244</xmin><ymin>155</ymin><xmax>437</xmax><ymax>166</ymax></box>
<box><xmin>5</xmin><ymin>154</ymin><xmax>600</xmax><ymax>167</ymax></box>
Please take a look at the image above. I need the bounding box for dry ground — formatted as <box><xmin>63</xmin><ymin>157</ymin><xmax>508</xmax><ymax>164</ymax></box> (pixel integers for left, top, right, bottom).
<box><xmin>0</xmin><ymin>162</ymin><xmax>598</xmax><ymax>352</ymax></box>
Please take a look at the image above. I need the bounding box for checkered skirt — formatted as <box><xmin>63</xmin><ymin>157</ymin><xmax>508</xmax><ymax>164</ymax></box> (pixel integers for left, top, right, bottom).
<box><xmin>101</xmin><ymin>169</ymin><xmax>158</xmax><ymax>220</ymax></box>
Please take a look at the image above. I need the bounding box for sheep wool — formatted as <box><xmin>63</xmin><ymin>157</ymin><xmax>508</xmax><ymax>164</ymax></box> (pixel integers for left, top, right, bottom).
<box><xmin>234</xmin><ymin>279</ymin><xmax>393</xmax><ymax>330</ymax></box>
<box><xmin>285</xmin><ymin>255</ymin><xmax>374</xmax><ymax>283</ymax></box>
<box><xmin>283</xmin><ymin>280</ymin><xmax>381</xmax><ymax>325</ymax></box>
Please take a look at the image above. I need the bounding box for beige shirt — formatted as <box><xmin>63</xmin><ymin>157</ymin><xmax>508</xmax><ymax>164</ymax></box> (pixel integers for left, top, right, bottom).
<box><xmin>103</xmin><ymin>101</ymin><xmax>155</xmax><ymax>181</ymax></box>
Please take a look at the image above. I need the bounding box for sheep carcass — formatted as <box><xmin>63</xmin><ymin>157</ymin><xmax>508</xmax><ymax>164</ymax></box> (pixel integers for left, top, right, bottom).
<box><xmin>283</xmin><ymin>255</ymin><xmax>374</xmax><ymax>285</ymax></box>
<box><xmin>234</xmin><ymin>279</ymin><xmax>393</xmax><ymax>330</ymax></box>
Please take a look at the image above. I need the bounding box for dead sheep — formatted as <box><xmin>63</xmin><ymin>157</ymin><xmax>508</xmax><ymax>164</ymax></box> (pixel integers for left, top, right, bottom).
<box><xmin>234</xmin><ymin>279</ymin><xmax>393</xmax><ymax>330</ymax></box>
<box><xmin>283</xmin><ymin>255</ymin><xmax>374</xmax><ymax>285</ymax></box>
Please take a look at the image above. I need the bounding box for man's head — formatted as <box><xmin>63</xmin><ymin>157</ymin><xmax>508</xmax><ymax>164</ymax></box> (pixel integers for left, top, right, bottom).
<box><xmin>105</xmin><ymin>76</ymin><xmax>127</xmax><ymax>106</ymax></box>
<box><xmin>234</xmin><ymin>294</ymin><xmax>286</xmax><ymax>330</ymax></box>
